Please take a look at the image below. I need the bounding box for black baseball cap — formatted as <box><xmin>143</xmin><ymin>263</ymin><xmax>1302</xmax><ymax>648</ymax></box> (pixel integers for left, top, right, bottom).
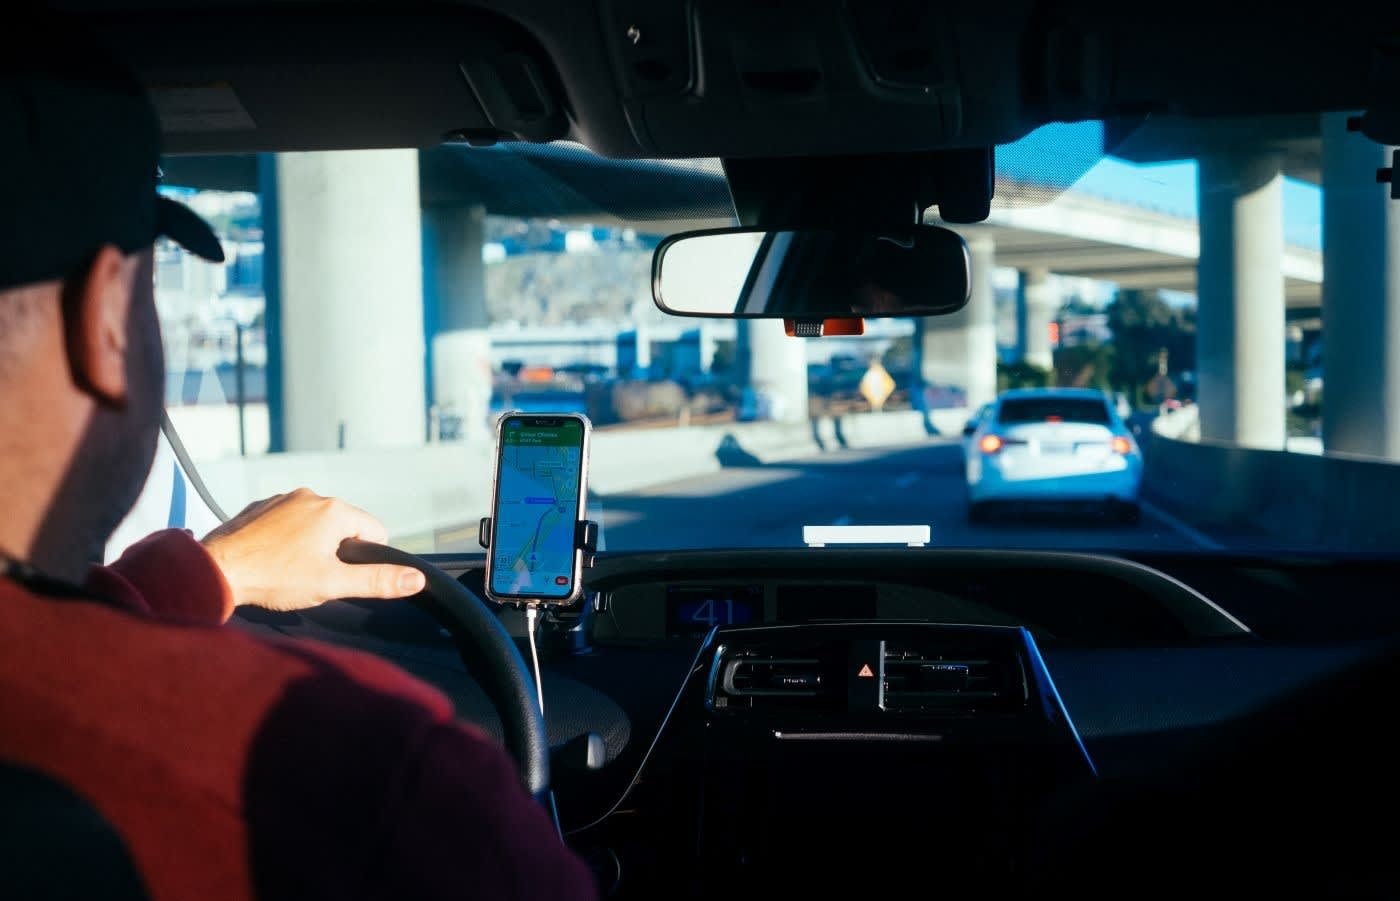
<box><xmin>0</xmin><ymin>20</ymin><xmax>224</xmax><ymax>293</ymax></box>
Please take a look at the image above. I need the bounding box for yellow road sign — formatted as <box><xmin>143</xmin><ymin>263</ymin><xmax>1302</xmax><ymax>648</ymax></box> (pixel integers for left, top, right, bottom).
<box><xmin>859</xmin><ymin>361</ymin><xmax>896</xmax><ymax>412</ymax></box>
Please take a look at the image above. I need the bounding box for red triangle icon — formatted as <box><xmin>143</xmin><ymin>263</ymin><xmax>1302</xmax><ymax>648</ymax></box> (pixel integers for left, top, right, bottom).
<box><xmin>857</xmin><ymin>663</ymin><xmax>875</xmax><ymax>678</ymax></box>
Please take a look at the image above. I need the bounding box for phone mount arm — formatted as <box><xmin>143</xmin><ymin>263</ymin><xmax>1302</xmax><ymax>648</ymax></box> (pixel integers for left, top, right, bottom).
<box><xmin>477</xmin><ymin>517</ymin><xmax>599</xmax><ymax>656</ymax></box>
<box><xmin>477</xmin><ymin>518</ymin><xmax>600</xmax><ymax>564</ymax></box>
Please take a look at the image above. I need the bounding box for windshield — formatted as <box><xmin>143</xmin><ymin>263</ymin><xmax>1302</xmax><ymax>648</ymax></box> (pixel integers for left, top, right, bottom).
<box><xmin>138</xmin><ymin>114</ymin><xmax>1393</xmax><ymax>558</ymax></box>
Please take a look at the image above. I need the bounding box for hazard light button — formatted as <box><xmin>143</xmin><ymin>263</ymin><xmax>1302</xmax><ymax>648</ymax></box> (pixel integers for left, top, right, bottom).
<box><xmin>847</xmin><ymin>640</ymin><xmax>883</xmax><ymax>710</ymax></box>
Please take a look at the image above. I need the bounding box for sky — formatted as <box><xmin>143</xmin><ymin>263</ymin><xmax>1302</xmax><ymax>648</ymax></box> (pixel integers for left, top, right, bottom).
<box><xmin>999</xmin><ymin>119</ymin><xmax>1323</xmax><ymax>251</ymax></box>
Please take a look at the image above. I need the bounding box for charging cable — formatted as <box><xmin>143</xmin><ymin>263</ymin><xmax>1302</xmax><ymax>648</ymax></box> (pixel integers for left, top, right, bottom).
<box><xmin>525</xmin><ymin>603</ymin><xmax>545</xmax><ymax>716</ymax></box>
<box><xmin>524</xmin><ymin>604</ymin><xmax>564</xmax><ymax>837</ymax></box>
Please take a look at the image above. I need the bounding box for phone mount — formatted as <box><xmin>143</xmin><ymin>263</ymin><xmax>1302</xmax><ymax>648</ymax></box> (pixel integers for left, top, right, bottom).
<box><xmin>477</xmin><ymin>518</ymin><xmax>600</xmax><ymax>564</ymax></box>
<box><xmin>478</xmin><ymin>517</ymin><xmax>600</xmax><ymax>656</ymax></box>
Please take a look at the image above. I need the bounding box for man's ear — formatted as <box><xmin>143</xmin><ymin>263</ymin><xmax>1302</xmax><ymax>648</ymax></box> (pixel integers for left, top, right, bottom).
<box><xmin>63</xmin><ymin>244</ymin><xmax>139</xmax><ymax>409</ymax></box>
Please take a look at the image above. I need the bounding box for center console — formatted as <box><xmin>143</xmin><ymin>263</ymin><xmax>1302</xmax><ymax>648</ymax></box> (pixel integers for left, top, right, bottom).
<box><xmin>576</xmin><ymin>621</ymin><xmax>1095</xmax><ymax>896</ymax></box>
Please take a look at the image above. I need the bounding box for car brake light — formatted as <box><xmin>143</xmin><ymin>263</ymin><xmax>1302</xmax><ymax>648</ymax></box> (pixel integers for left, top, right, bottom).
<box><xmin>979</xmin><ymin>434</ymin><xmax>1004</xmax><ymax>454</ymax></box>
<box><xmin>1111</xmin><ymin>436</ymin><xmax>1133</xmax><ymax>454</ymax></box>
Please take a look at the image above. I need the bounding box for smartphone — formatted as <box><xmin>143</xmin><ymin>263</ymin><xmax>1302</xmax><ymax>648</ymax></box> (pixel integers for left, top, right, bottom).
<box><xmin>485</xmin><ymin>412</ymin><xmax>591</xmax><ymax>605</ymax></box>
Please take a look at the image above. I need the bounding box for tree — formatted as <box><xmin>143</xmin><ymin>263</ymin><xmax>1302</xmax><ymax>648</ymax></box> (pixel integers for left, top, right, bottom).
<box><xmin>1054</xmin><ymin>342</ymin><xmax>1116</xmax><ymax>390</ymax></box>
<box><xmin>1105</xmin><ymin>289</ymin><xmax>1196</xmax><ymax>396</ymax></box>
<box><xmin>1062</xmin><ymin>294</ymin><xmax>1101</xmax><ymax>316</ymax></box>
<box><xmin>997</xmin><ymin>361</ymin><xmax>1053</xmax><ymax>392</ymax></box>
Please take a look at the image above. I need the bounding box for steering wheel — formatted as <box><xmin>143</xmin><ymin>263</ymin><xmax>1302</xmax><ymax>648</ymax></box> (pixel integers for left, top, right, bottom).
<box><xmin>338</xmin><ymin>539</ymin><xmax>550</xmax><ymax>801</ymax></box>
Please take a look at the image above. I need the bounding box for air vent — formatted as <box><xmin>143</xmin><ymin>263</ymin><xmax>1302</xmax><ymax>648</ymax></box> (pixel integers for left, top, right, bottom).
<box><xmin>881</xmin><ymin>644</ymin><xmax>1026</xmax><ymax>714</ymax></box>
<box><xmin>713</xmin><ymin>653</ymin><xmax>840</xmax><ymax>711</ymax></box>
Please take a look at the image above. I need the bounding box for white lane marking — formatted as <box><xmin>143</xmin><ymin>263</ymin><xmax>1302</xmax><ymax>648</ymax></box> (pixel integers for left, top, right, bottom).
<box><xmin>1140</xmin><ymin>500</ymin><xmax>1225</xmax><ymax>551</ymax></box>
<box><xmin>832</xmin><ymin>514</ymin><xmax>854</xmax><ymax>526</ymax></box>
<box><xmin>895</xmin><ymin>471</ymin><xmax>920</xmax><ymax>488</ymax></box>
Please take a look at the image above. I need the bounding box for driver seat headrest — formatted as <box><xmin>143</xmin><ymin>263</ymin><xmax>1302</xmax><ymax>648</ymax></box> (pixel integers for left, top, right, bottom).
<box><xmin>0</xmin><ymin>760</ymin><xmax>147</xmax><ymax>900</ymax></box>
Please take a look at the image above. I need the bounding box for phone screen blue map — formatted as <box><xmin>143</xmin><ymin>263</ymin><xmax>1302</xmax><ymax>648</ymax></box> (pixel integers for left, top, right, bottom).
<box><xmin>491</xmin><ymin>418</ymin><xmax>584</xmax><ymax>599</ymax></box>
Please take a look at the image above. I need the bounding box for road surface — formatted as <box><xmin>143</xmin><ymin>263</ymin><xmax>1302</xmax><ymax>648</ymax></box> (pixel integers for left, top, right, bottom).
<box><xmin>593</xmin><ymin>439</ymin><xmax>1218</xmax><ymax>552</ymax></box>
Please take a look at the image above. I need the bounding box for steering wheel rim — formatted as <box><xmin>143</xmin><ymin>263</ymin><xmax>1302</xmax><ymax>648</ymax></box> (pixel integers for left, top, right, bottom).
<box><xmin>338</xmin><ymin>539</ymin><xmax>550</xmax><ymax>801</ymax></box>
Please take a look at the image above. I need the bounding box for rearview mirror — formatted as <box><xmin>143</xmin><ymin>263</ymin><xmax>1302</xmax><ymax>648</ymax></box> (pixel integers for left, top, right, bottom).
<box><xmin>652</xmin><ymin>225</ymin><xmax>970</xmax><ymax>320</ymax></box>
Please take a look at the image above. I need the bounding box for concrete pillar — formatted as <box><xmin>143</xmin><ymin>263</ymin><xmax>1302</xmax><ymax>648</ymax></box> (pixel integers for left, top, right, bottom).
<box><xmin>919</xmin><ymin>235</ymin><xmax>998</xmax><ymax>411</ymax></box>
<box><xmin>738</xmin><ymin>319</ymin><xmax>809</xmax><ymax>423</ymax></box>
<box><xmin>694</xmin><ymin>323</ymin><xmax>717</xmax><ymax>374</ymax></box>
<box><xmin>617</xmin><ymin>326</ymin><xmax>654</xmax><ymax>377</ymax></box>
<box><xmin>1321</xmin><ymin>113</ymin><xmax>1400</xmax><ymax>458</ymax></box>
<box><xmin>1017</xmin><ymin>267</ymin><xmax>1056</xmax><ymax>370</ymax></box>
<box><xmin>271</xmin><ymin>150</ymin><xmax>426</xmax><ymax>451</ymax></box>
<box><xmin>422</xmin><ymin>203</ymin><xmax>493</xmax><ymax>443</ymax></box>
<box><xmin>1196</xmin><ymin>152</ymin><xmax>1286</xmax><ymax>448</ymax></box>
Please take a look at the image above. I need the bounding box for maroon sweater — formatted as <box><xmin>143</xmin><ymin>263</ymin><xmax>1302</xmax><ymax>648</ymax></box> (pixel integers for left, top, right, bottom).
<box><xmin>0</xmin><ymin>529</ymin><xmax>595</xmax><ymax>901</ymax></box>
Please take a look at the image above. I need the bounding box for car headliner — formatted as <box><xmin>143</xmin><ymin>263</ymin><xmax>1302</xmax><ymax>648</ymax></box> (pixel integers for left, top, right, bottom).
<box><xmin>48</xmin><ymin>0</ymin><xmax>1400</xmax><ymax>161</ymax></box>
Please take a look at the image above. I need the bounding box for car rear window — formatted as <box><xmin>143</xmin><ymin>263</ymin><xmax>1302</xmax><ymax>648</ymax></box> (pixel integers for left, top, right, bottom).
<box><xmin>997</xmin><ymin>397</ymin><xmax>1110</xmax><ymax>424</ymax></box>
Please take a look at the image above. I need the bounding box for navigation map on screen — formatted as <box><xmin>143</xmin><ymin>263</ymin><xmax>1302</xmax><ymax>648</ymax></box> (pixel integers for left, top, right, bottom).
<box><xmin>490</xmin><ymin>418</ymin><xmax>585</xmax><ymax>599</ymax></box>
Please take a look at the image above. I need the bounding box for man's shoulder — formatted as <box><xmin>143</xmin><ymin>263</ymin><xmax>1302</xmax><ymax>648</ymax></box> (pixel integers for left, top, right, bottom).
<box><xmin>0</xmin><ymin>580</ymin><xmax>497</xmax><ymax>901</ymax></box>
<box><xmin>0</xmin><ymin>580</ymin><xmax>464</xmax><ymax>786</ymax></box>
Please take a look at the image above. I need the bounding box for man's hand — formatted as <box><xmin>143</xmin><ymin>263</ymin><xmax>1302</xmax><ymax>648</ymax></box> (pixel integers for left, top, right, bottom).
<box><xmin>202</xmin><ymin>488</ymin><xmax>427</xmax><ymax>612</ymax></box>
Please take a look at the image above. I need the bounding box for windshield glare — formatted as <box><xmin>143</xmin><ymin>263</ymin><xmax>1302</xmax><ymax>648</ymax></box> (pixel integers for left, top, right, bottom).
<box><xmin>131</xmin><ymin>114</ymin><xmax>1389</xmax><ymax>559</ymax></box>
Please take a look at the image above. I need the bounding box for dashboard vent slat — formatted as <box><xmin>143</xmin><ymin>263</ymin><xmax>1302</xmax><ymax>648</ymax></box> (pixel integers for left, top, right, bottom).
<box><xmin>881</xmin><ymin>645</ymin><xmax>1025</xmax><ymax>714</ymax></box>
<box><xmin>725</xmin><ymin>657</ymin><xmax>824</xmax><ymax>696</ymax></box>
<box><xmin>714</xmin><ymin>651</ymin><xmax>842</xmax><ymax>712</ymax></box>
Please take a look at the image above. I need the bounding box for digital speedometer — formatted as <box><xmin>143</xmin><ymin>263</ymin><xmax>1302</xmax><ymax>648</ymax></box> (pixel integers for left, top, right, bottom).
<box><xmin>665</xmin><ymin>585</ymin><xmax>761</xmax><ymax>637</ymax></box>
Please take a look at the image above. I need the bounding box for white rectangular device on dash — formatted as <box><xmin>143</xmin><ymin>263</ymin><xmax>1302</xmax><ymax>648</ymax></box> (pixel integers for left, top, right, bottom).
<box><xmin>484</xmin><ymin>412</ymin><xmax>591</xmax><ymax>606</ymax></box>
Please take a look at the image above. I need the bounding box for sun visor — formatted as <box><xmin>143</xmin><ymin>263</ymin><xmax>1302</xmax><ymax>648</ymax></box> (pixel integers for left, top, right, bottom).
<box><xmin>101</xmin><ymin>8</ymin><xmax>570</xmax><ymax>153</ymax></box>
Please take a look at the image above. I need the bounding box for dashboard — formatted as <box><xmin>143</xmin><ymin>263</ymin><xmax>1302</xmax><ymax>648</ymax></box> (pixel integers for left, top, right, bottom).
<box><xmin>234</xmin><ymin>546</ymin><xmax>1389</xmax><ymax>895</ymax></box>
<box><xmin>585</xmin><ymin>547</ymin><xmax>1244</xmax><ymax>644</ymax></box>
<box><xmin>585</xmin><ymin>619</ymin><xmax>1093</xmax><ymax>895</ymax></box>
<box><xmin>606</xmin><ymin>579</ymin><xmax>996</xmax><ymax>639</ymax></box>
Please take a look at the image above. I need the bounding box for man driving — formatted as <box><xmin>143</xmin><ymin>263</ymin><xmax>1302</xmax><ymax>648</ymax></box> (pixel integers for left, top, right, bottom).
<box><xmin>0</xmin><ymin>26</ymin><xmax>594</xmax><ymax>901</ymax></box>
